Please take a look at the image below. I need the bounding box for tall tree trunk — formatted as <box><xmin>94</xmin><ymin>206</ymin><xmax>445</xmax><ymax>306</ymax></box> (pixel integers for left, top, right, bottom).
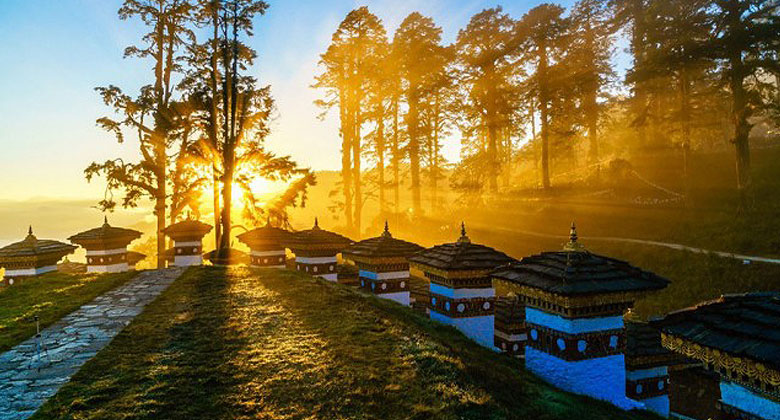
<box><xmin>212</xmin><ymin>168</ymin><xmax>221</xmax><ymax>245</ymax></box>
<box><xmin>392</xmin><ymin>96</ymin><xmax>400</xmax><ymax>213</ymax></box>
<box><xmin>725</xmin><ymin>3</ymin><xmax>753</xmax><ymax>211</ymax></box>
<box><xmin>341</xmin><ymin>90</ymin><xmax>353</xmax><ymax>231</ymax></box>
<box><xmin>377</xmin><ymin>115</ymin><xmax>386</xmax><ymax>216</ymax></box>
<box><xmin>487</xmin><ymin>121</ymin><xmax>499</xmax><ymax>192</ymax></box>
<box><xmin>679</xmin><ymin>69</ymin><xmax>691</xmax><ymax>185</ymax></box>
<box><xmin>210</xmin><ymin>4</ymin><xmax>222</xmax><ymax>247</ymax></box>
<box><xmin>219</xmin><ymin>164</ymin><xmax>233</xmax><ymax>252</ymax></box>
<box><xmin>431</xmin><ymin>95</ymin><xmax>439</xmax><ymax>212</ymax></box>
<box><xmin>340</xmin><ymin>87</ymin><xmax>353</xmax><ymax>231</ymax></box>
<box><xmin>539</xmin><ymin>44</ymin><xmax>551</xmax><ymax>190</ymax></box>
<box><xmin>630</xmin><ymin>0</ymin><xmax>648</xmax><ymax>149</ymax></box>
<box><xmin>730</xmin><ymin>56</ymin><xmax>753</xmax><ymax>209</ymax></box>
<box><xmin>585</xmin><ymin>85</ymin><xmax>599</xmax><ymax>163</ymax></box>
<box><xmin>155</xmin><ymin>137</ymin><xmax>167</xmax><ymax>268</ymax></box>
<box><xmin>353</xmin><ymin>106</ymin><xmax>362</xmax><ymax>238</ymax></box>
<box><xmin>409</xmin><ymin>91</ymin><xmax>421</xmax><ymax>215</ymax></box>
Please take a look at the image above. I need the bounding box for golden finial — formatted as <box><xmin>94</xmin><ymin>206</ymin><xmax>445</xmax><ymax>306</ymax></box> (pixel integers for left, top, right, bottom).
<box><xmin>457</xmin><ymin>222</ymin><xmax>471</xmax><ymax>244</ymax></box>
<box><xmin>313</xmin><ymin>217</ymin><xmax>320</xmax><ymax>229</ymax></box>
<box><xmin>103</xmin><ymin>215</ymin><xmax>109</xmax><ymax>226</ymax></box>
<box><xmin>382</xmin><ymin>220</ymin><xmax>392</xmax><ymax>238</ymax></box>
<box><xmin>563</xmin><ymin>222</ymin><xmax>585</xmax><ymax>251</ymax></box>
<box><xmin>28</xmin><ymin>225</ymin><xmax>33</xmax><ymax>236</ymax></box>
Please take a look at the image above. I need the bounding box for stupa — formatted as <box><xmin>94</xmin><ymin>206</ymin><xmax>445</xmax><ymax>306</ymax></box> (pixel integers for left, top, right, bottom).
<box><xmin>68</xmin><ymin>217</ymin><xmax>142</xmax><ymax>273</ymax></box>
<box><xmin>162</xmin><ymin>217</ymin><xmax>213</xmax><ymax>266</ymax></box>
<box><xmin>288</xmin><ymin>218</ymin><xmax>352</xmax><ymax>281</ymax></box>
<box><xmin>237</xmin><ymin>221</ymin><xmax>292</xmax><ymax>268</ymax></box>
<box><xmin>657</xmin><ymin>292</ymin><xmax>780</xmax><ymax>420</ymax></box>
<box><xmin>0</xmin><ymin>226</ymin><xmax>76</xmax><ymax>286</ymax></box>
<box><xmin>342</xmin><ymin>222</ymin><xmax>423</xmax><ymax>306</ymax></box>
<box><xmin>491</xmin><ymin>224</ymin><xmax>669</xmax><ymax>410</ymax></box>
<box><xmin>409</xmin><ymin>222</ymin><xmax>515</xmax><ymax>348</ymax></box>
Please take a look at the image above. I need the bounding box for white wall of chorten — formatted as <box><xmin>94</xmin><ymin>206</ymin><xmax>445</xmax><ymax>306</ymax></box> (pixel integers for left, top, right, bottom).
<box><xmin>85</xmin><ymin>248</ymin><xmax>129</xmax><ymax>273</ymax></box>
<box><xmin>5</xmin><ymin>265</ymin><xmax>57</xmax><ymax>278</ymax></box>
<box><xmin>172</xmin><ymin>241</ymin><xmax>203</xmax><ymax>267</ymax></box>
<box><xmin>359</xmin><ymin>270</ymin><xmax>411</xmax><ymax>306</ymax></box>
<box><xmin>296</xmin><ymin>255</ymin><xmax>338</xmax><ymax>281</ymax></box>
<box><xmin>524</xmin><ymin>308</ymin><xmax>643</xmax><ymax>410</ymax></box>
<box><xmin>429</xmin><ymin>283</ymin><xmax>496</xmax><ymax>349</ymax></box>
<box><xmin>249</xmin><ymin>249</ymin><xmax>286</xmax><ymax>268</ymax></box>
<box><xmin>626</xmin><ymin>366</ymin><xmax>670</xmax><ymax>417</ymax></box>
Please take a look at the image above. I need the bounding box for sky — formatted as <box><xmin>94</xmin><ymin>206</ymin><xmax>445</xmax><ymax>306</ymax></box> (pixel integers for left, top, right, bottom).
<box><xmin>0</xmin><ymin>0</ymin><xmax>582</xmax><ymax>201</ymax></box>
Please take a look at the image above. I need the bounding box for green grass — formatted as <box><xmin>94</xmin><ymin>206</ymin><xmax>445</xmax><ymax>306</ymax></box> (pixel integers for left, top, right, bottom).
<box><xmin>35</xmin><ymin>267</ymin><xmax>660</xmax><ymax>420</ymax></box>
<box><xmin>0</xmin><ymin>271</ymin><xmax>136</xmax><ymax>352</ymax></box>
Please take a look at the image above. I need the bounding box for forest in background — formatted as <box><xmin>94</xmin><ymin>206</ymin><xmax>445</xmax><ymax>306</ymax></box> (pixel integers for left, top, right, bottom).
<box><xmin>314</xmin><ymin>0</ymin><xmax>780</xmax><ymax>239</ymax></box>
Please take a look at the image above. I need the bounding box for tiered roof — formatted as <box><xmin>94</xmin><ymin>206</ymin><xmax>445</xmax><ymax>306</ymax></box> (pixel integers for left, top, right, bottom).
<box><xmin>625</xmin><ymin>319</ymin><xmax>679</xmax><ymax>369</ymax></box>
<box><xmin>491</xmin><ymin>225</ymin><xmax>669</xmax><ymax>296</ymax></box>
<box><xmin>408</xmin><ymin>223</ymin><xmax>515</xmax><ymax>273</ymax></box>
<box><xmin>342</xmin><ymin>222</ymin><xmax>423</xmax><ymax>262</ymax></box>
<box><xmin>237</xmin><ymin>222</ymin><xmax>292</xmax><ymax>249</ymax></box>
<box><xmin>162</xmin><ymin>218</ymin><xmax>213</xmax><ymax>239</ymax></box>
<box><xmin>288</xmin><ymin>218</ymin><xmax>352</xmax><ymax>251</ymax></box>
<box><xmin>0</xmin><ymin>227</ymin><xmax>76</xmax><ymax>262</ymax></box>
<box><xmin>68</xmin><ymin>217</ymin><xmax>142</xmax><ymax>248</ymax></box>
<box><xmin>657</xmin><ymin>292</ymin><xmax>780</xmax><ymax>372</ymax></box>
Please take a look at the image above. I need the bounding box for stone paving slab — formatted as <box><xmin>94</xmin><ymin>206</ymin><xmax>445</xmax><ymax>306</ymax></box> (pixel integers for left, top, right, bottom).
<box><xmin>0</xmin><ymin>267</ymin><xmax>185</xmax><ymax>420</ymax></box>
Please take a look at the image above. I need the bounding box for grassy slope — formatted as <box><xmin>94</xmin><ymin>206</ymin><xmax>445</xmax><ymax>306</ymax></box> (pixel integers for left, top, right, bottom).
<box><xmin>35</xmin><ymin>267</ymin><xmax>659</xmax><ymax>420</ymax></box>
<box><xmin>0</xmin><ymin>271</ymin><xmax>136</xmax><ymax>352</ymax></box>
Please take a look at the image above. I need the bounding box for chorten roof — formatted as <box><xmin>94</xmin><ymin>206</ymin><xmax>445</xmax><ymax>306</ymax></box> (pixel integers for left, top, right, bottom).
<box><xmin>288</xmin><ymin>218</ymin><xmax>352</xmax><ymax>250</ymax></box>
<box><xmin>491</xmin><ymin>224</ymin><xmax>669</xmax><ymax>296</ymax></box>
<box><xmin>162</xmin><ymin>218</ymin><xmax>213</xmax><ymax>239</ymax></box>
<box><xmin>68</xmin><ymin>217</ymin><xmax>142</xmax><ymax>247</ymax></box>
<box><xmin>342</xmin><ymin>222</ymin><xmax>423</xmax><ymax>260</ymax></box>
<box><xmin>656</xmin><ymin>292</ymin><xmax>780</xmax><ymax>372</ymax></box>
<box><xmin>408</xmin><ymin>223</ymin><xmax>515</xmax><ymax>272</ymax></box>
<box><xmin>237</xmin><ymin>222</ymin><xmax>292</xmax><ymax>247</ymax></box>
<box><xmin>0</xmin><ymin>227</ymin><xmax>76</xmax><ymax>261</ymax></box>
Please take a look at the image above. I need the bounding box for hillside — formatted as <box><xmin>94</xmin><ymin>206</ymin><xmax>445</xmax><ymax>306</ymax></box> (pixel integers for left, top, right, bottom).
<box><xmin>34</xmin><ymin>267</ymin><xmax>659</xmax><ymax>420</ymax></box>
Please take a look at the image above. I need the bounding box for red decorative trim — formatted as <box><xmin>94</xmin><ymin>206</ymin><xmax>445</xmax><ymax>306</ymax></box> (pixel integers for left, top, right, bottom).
<box><xmin>525</xmin><ymin>323</ymin><xmax>625</xmax><ymax>361</ymax></box>
<box><xmin>626</xmin><ymin>376</ymin><xmax>670</xmax><ymax>400</ymax></box>
<box><xmin>359</xmin><ymin>277</ymin><xmax>408</xmax><ymax>294</ymax></box>
<box><xmin>429</xmin><ymin>293</ymin><xmax>494</xmax><ymax>318</ymax></box>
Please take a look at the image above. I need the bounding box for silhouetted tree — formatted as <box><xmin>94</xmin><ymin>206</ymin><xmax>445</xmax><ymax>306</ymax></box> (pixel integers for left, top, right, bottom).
<box><xmin>86</xmin><ymin>0</ymin><xmax>194</xmax><ymax>268</ymax></box>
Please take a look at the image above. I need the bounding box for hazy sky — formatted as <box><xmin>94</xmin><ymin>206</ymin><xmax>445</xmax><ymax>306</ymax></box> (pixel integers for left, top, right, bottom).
<box><xmin>0</xmin><ymin>0</ymin><xmax>581</xmax><ymax>201</ymax></box>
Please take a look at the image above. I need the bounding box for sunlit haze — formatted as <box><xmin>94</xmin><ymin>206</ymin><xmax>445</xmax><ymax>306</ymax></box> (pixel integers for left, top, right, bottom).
<box><xmin>0</xmin><ymin>0</ymin><xmax>583</xmax><ymax>201</ymax></box>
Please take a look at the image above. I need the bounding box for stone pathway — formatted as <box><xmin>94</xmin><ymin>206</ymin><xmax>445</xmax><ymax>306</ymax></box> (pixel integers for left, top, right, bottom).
<box><xmin>0</xmin><ymin>267</ymin><xmax>185</xmax><ymax>420</ymax></box>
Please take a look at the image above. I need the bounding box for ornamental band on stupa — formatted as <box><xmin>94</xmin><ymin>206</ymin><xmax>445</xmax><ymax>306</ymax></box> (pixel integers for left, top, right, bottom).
<box><xmin>162</xmin><ymin>218</ymin><xmax>213</xmax><ymax>267</ymax></box>
<box><xmin>237</xmin><ymin>221</ymin><xmax>292</xmax><ymax>268</ymax></box>
<box><xmin>409</xmin><ymin>222</ymin><xmax>516</xmax><ymax>348</ymax></box>
<box><xmin>656</xmin><ymin>292</ymin><xmax>780</xmax><ymax>420</ymax></box>
<box><xmin>0</xmin><ymin>226</ymin><xmax>76</xmax><ymax>286</ymax></box>
<box><xmin>288</xmin><ymin>218</ymin><xmax>352</xmax><ymax>281</ymax></box>
<box><xmin>68</xmin><ymin>217</ymin><xmax>142</xmax><ymax>273</ymax></box>
<box><xmin>491</xmin><ymin>223</ymin><xmax>669</xmax><ymax>410</ymax></box>
<box><xmin>341</xmin><ymin>221</ymin><xmax>423</xmax><ymax>306</ymax></box>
